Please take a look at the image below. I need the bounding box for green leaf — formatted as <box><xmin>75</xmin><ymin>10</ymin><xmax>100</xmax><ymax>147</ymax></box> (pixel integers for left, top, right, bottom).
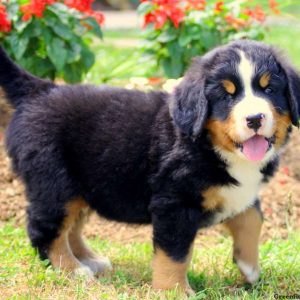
<box><xmin>66</xmin><ymin>41</ymin><xmax>82</xmax><ymax>64</ymax></box>
<box><xmin>46</xmin><ymin>38</ymin><xmax>67</xmax><ymax>71</ymax></box>
<box><xmin>80</xmin><ymin>46</ymin><xmax>95</xmax><ymax>70</ymax></box>
<box><xmin>6</xmin><ymin>33</ymin><xmax>28</xmax><ymax>60</ymax></box>
<box><xmin>33</xmin><ymin>59</ymin><xmax>54</xmax><ymax>78</ymax></box>
<box><xmin>83</xmin><ymin>17</ymin><xmax>103</xmax><ymax>39</ymax></box>
<box><xmin>198</xmin><ymin>30</ymin><xmax>220</xmax><ymax>50</ymax></box>
<box><xmin>22</xmin><ymin>19</ymin><xmax>42</xmax><ymax>38</ymax></box>
<box><xmin>41</xmin><ymin>25</ymin><xmax>52</xmax><ymax>44</ymax></box>
<box><xmin>161</xmin><ymin>41</ymin><xmax>184</xmax><ymax>78</ymax></box>
<box><xmin>49</xmin><ymin>22</ymin><xmax>73</xmax><ymax>40</ymax></box>
<box><xmin>6</xmin><ymin>2</ymin><xmax>20</xmax><ymax>21</ymax></box>
<box><xmin>43</xmin><ymin>9</ymin><xmax>60</xmax><ymax>27</ymax></box>
<box><xmin>137</xmin><ymin>2</ymin><xmax>153</xmax><ymax>15</ymax></box>
<box><xmin>63</xmin><ymin>63</ymin><xmax>82</xmax><ymax>83</ymax></box>
<box><xmin>47</xmin><ymin>3</ymin><xmax>73</xmax><ymax>24</ymax></box>
<box><xmin>178</xmin><ymin>28</ymin><xmax>192</xmax><ymax>47</ymax></box>
<box><xmin>157</xmin><ymin>27</ymin><xmax>177</xmax><ymax>43</ymax></box>
<box><xmin>18</xmin><ymin>56</ymin><xmax>55</xmax><ymax>80</ymax></box>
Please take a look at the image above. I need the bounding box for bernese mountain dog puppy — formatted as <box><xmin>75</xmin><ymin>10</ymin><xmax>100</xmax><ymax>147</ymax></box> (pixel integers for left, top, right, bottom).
<box><xmin>0</xmin><ymin>40</ymin><xmax>299</xmax><ymax>294</ymax></box>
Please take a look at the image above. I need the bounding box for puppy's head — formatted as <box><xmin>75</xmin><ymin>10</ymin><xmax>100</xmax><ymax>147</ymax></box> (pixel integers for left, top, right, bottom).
<box><xmin>171</xmin><ymin>40</ymin><xmax>300</xmax><ymax>162</ymax></box>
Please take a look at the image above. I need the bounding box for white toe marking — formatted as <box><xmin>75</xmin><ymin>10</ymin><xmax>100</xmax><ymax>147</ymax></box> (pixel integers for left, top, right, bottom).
<box><xmin>237</xmin><ymin>260</ymin><xmax>260</xmax><ymax>284</ymax></box>
<box><xmin>81</xmin><ymin>257</ymin><xmax>112</xmax><ymax>274</ymax></box>
<box><xmin>74</xmin><ymin>265</ymin><xmax>94</xmax><ymax>277</ymax></box>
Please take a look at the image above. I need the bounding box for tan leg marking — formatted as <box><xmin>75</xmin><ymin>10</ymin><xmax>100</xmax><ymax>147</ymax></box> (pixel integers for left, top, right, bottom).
<box><xmin>225</xmin><ymin>206</ymin><xmax>262</xmax><ymax>284</ymax></box>
<box><xmin>152</xmin><ymin>247</ymin><xmax>194</xmax><ymax>294</ymax></box>
<box><xmin>68</xmin><ymin>208</ymin><xmax>112</xmax><ymax>274</ymax></box>
<box><xmin>48</xmin><ymin>198</ymin><xmax>93</xmax><ymax>276</ymax></box>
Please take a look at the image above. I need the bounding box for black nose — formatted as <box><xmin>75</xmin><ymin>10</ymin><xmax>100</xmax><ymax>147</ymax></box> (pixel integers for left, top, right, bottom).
<box><xmin>246</xmin><ymin>113</ymin><xmax>265</xmax><ymax>131</ymax></box>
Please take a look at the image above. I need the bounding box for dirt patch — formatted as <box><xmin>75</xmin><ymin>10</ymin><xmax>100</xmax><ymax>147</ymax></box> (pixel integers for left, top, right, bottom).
<box><xmin>0</xmin><ymin>98</ymin><xmax>299</xmax><ymax>244</ymax></box>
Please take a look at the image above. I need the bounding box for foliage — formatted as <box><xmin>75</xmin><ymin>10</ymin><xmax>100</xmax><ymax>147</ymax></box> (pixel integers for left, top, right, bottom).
<box><xmin>138</xmin><ymin>0</ymin><xmax>282</xmax><ymax>78</ymax></box>
<box><xmin>0</xmin><ymin>0</ymin><xmax>104</xmax><ymax>83</ymax></box>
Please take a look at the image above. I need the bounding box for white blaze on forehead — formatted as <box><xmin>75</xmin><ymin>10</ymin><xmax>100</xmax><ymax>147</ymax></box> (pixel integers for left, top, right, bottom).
<box><xmin>232</xmin><ymin>51</ymin><xmax>274</xmax><ymax>141</ymax></box>
<box><xmin>238</xmin><ymin>51</ymin><xmax>254</xmax><ymax>96</ymax></box>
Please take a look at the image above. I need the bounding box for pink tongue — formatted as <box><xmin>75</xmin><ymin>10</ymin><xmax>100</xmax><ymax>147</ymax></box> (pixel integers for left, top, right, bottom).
<box><xmin>242</xmin><ymin>135</ymin><xmax>269</xmax><ymax>161</ymax></box>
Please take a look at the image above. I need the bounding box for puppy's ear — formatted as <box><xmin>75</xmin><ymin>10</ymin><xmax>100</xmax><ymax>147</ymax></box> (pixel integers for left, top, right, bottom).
<box><xmin>171</xmin><ymin>76</ymin><xmax>208</xmax><ymax>137</ymax></box>
<box><xmin>283</xmin><ymin>65</ymin><xmax>300</xmax><ymax>127</ymax></box>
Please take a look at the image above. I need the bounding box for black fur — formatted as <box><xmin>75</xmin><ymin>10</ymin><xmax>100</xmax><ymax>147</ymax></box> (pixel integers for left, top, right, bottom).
<box><xmin>0</xmin><ymin>47</ymin><xmax>54</xmax><ymax>108</ymax></box>
<box><xmin>1</xmin><ymin>40</ymin><xmax>299</xmax><ymax>264</ymax></box>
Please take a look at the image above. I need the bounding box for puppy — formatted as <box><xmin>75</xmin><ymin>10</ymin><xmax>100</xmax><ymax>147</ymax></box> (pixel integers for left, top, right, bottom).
<box><xmin>0</xmin><ymin>40</ymin><xmax>299</xmax><ymax>293</ymax></box>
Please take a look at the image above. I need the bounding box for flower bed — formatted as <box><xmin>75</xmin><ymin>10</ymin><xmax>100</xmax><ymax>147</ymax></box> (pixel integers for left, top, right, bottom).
<box><xmin>0</xmin><ymin>0</ymin><xmax>104</xmax><ymax>82</ymax></box>
<box><xmin>139</xmin><ymin>0</ymin><xmax>281</xmax><ymax>78</ymax></box>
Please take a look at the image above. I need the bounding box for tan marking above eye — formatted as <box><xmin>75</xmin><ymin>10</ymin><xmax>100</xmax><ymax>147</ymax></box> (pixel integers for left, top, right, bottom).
<box><xmin>222</xmin><ymin>80</ymin><xmax>236</xmax><ymax>94</ymax></box>
<box><xmin>259</xmin><ymin>73</ymin><xmax>271</xmax><ymax>88</ymax></box>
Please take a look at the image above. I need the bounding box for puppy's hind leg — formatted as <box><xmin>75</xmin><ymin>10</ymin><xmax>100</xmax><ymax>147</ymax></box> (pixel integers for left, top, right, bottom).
<box><xmin>27</xmin><ymin>197</ymin><xmax>94</xmax><ymax>277</ymax></box>
<box><xmin>68</xmin><ymin>207</ymin><xmax>112</xmax><ymax>275</ymax></box>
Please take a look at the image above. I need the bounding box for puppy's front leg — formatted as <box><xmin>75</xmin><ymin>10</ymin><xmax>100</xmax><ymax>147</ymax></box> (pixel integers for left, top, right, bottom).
<box><xmin>150</xmin><ymin>196</ymin><xmax>200</xmax><ymax>294</ymax></box>
<box><xmin>224</xmin><ymin>200</ymin><xmax>263</xmax><ymax>284</ymax></box>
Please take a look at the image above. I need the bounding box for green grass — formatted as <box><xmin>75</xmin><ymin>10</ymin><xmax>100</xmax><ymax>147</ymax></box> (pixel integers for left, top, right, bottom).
<box><xmin>104</xmin><ymin>29</ymin><xmax>141</xmax><ymax>40</ymax></box>
<box><xmin>85</xmin><ymin>43</ymin><xmax>156</xmax><ymax>85</ymax></box>
<box><xmin>0</xmin><ymin>224</ymin><xmax>299</xmax><ymax>299</ymax></box>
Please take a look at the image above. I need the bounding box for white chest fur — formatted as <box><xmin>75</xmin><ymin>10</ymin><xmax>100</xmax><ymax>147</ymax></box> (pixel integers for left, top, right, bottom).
<box><xmin>213</xmin><ymin>149</ymin><xmax>267</xmax><ymax>224</ymax></box>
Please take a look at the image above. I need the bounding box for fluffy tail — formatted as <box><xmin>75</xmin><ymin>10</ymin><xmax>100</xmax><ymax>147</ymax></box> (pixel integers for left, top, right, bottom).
<box><xmin>0</xmin><ymin>46</ymin><xmax>55</xmax><ymax>108</ymax></box>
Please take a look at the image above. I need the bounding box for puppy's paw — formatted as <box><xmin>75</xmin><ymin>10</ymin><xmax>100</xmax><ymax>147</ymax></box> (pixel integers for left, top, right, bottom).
<box><xmin>80</xmin><ymin>257</ymin><xmax>112</xmax><ymax>275</ymax></box>
<box><xmin>153</xmin><ymin>281</ymin><xmax>195</xmax><ymax>297</ymax></box>
<box><xmin>237</xmin><ymin>260</ymin><xmax>260</xmax><ymax>284</ymax></box>
<box><xmin>74</xmin><ymin>265</ymin><xmax>95</xmax><ymax>278</ymax></box>
<box><xmin>184</xmin><ymin>285</ymin><xmax>196</xmax><ymax>297</ymax></box>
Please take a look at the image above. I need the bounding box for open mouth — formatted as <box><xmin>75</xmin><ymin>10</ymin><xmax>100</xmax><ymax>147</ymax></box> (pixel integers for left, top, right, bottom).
<box><xmin>234</xmin><ymin>135</ymin><xmax>275</xmax><ymax>161</ymax></box>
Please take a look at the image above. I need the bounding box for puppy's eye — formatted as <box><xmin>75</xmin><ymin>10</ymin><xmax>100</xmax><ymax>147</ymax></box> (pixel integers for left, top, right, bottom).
<box><xmin>259</xmin><ymin>73</ymin><xmax>271</xmax><ymax>88</ymax></box>
<box><xmin>222</xmin><ymin>80</ymin><xmax>236</xmax><ymax>95</ymax></box>
<box><xmin>264</xmin><ymin>87</ymin><xmax>273</xmax><ymax>94</ymax></box>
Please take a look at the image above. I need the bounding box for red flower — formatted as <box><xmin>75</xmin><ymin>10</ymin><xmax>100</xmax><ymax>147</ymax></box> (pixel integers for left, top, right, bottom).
<box><xmin>143</xmin><ymin>12</ymin><xmax>156</xmax><ymax>27</ymax></box>
<box><xmin>0</xmin><ymin>3</ymin><xmax>11</xmax><ymax>32</ymax></box>
<box><xmin>214</xmin><ymin>1</ymin><xmax>224</xmax><ymax>13</ymax></box>
<box><xmin>143</xmin><ymin>0</ymin><xmax>184</xmax><ymax>29</ymax></box>
<box><xmin>225</xmin><ymin>14</ymin><xmax>247</xmax><ymax>29</ymax></box>
<box><xmin>144</xmin><ymin>9</ymin><xmax>168</xmax><ymax>29</ymax></box>
<box><xmin>86</xmin><ymin>11</ymin><xmax>105</xmax><ymax>25</ymax></box>
<box><xmin>20</xmin><ymin>0</ymin><xmax>56</xmax><ymax>21</ymax></box>
<box><xmin>252</xmin><ymin>5</ymin><xmax>266</xmax><ymax>22</ymax></box>
<box><xmin>153</xmin><ymin>0</ymin><xmax>180</xmax><ymax>5</ymax></box>
<box><xmin>243</xmin><ymin>7</ymin><xmax>254</xmax><ymax>18</ymax></box>
<box><xmin>242</xmin><ymin>5</ymin><xmax>266</xmax><ymax>23</ymax></box>
<box><xmin>168</xmin><ymin>6</ymin><xmax>184</xmax><ymax>28</ymax></box>
<box><xmin>64</xmin><ymin>0</ymin><xmax>93</xmax><ymax>13</ymax></box>
<box><xmin>65</xmin><ymin>0</ymin><xmax>104</xmax><ymax>25</ymax></box>
<box><xmin>186</xmin><ymin>0</ymin><xmax>206</xmax><ymax>11</ymax></box>
<box><xmin>269</xmin><ymin>0</ymin><xmax>280</xmax><ymax>15</ymax></box>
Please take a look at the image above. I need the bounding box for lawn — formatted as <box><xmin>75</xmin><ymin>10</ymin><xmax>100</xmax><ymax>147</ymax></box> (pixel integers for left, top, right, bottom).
<box><xmin>0</xmin><ymin>225</ymin><xmax>299</xmax><ymax>300</ymax></box>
